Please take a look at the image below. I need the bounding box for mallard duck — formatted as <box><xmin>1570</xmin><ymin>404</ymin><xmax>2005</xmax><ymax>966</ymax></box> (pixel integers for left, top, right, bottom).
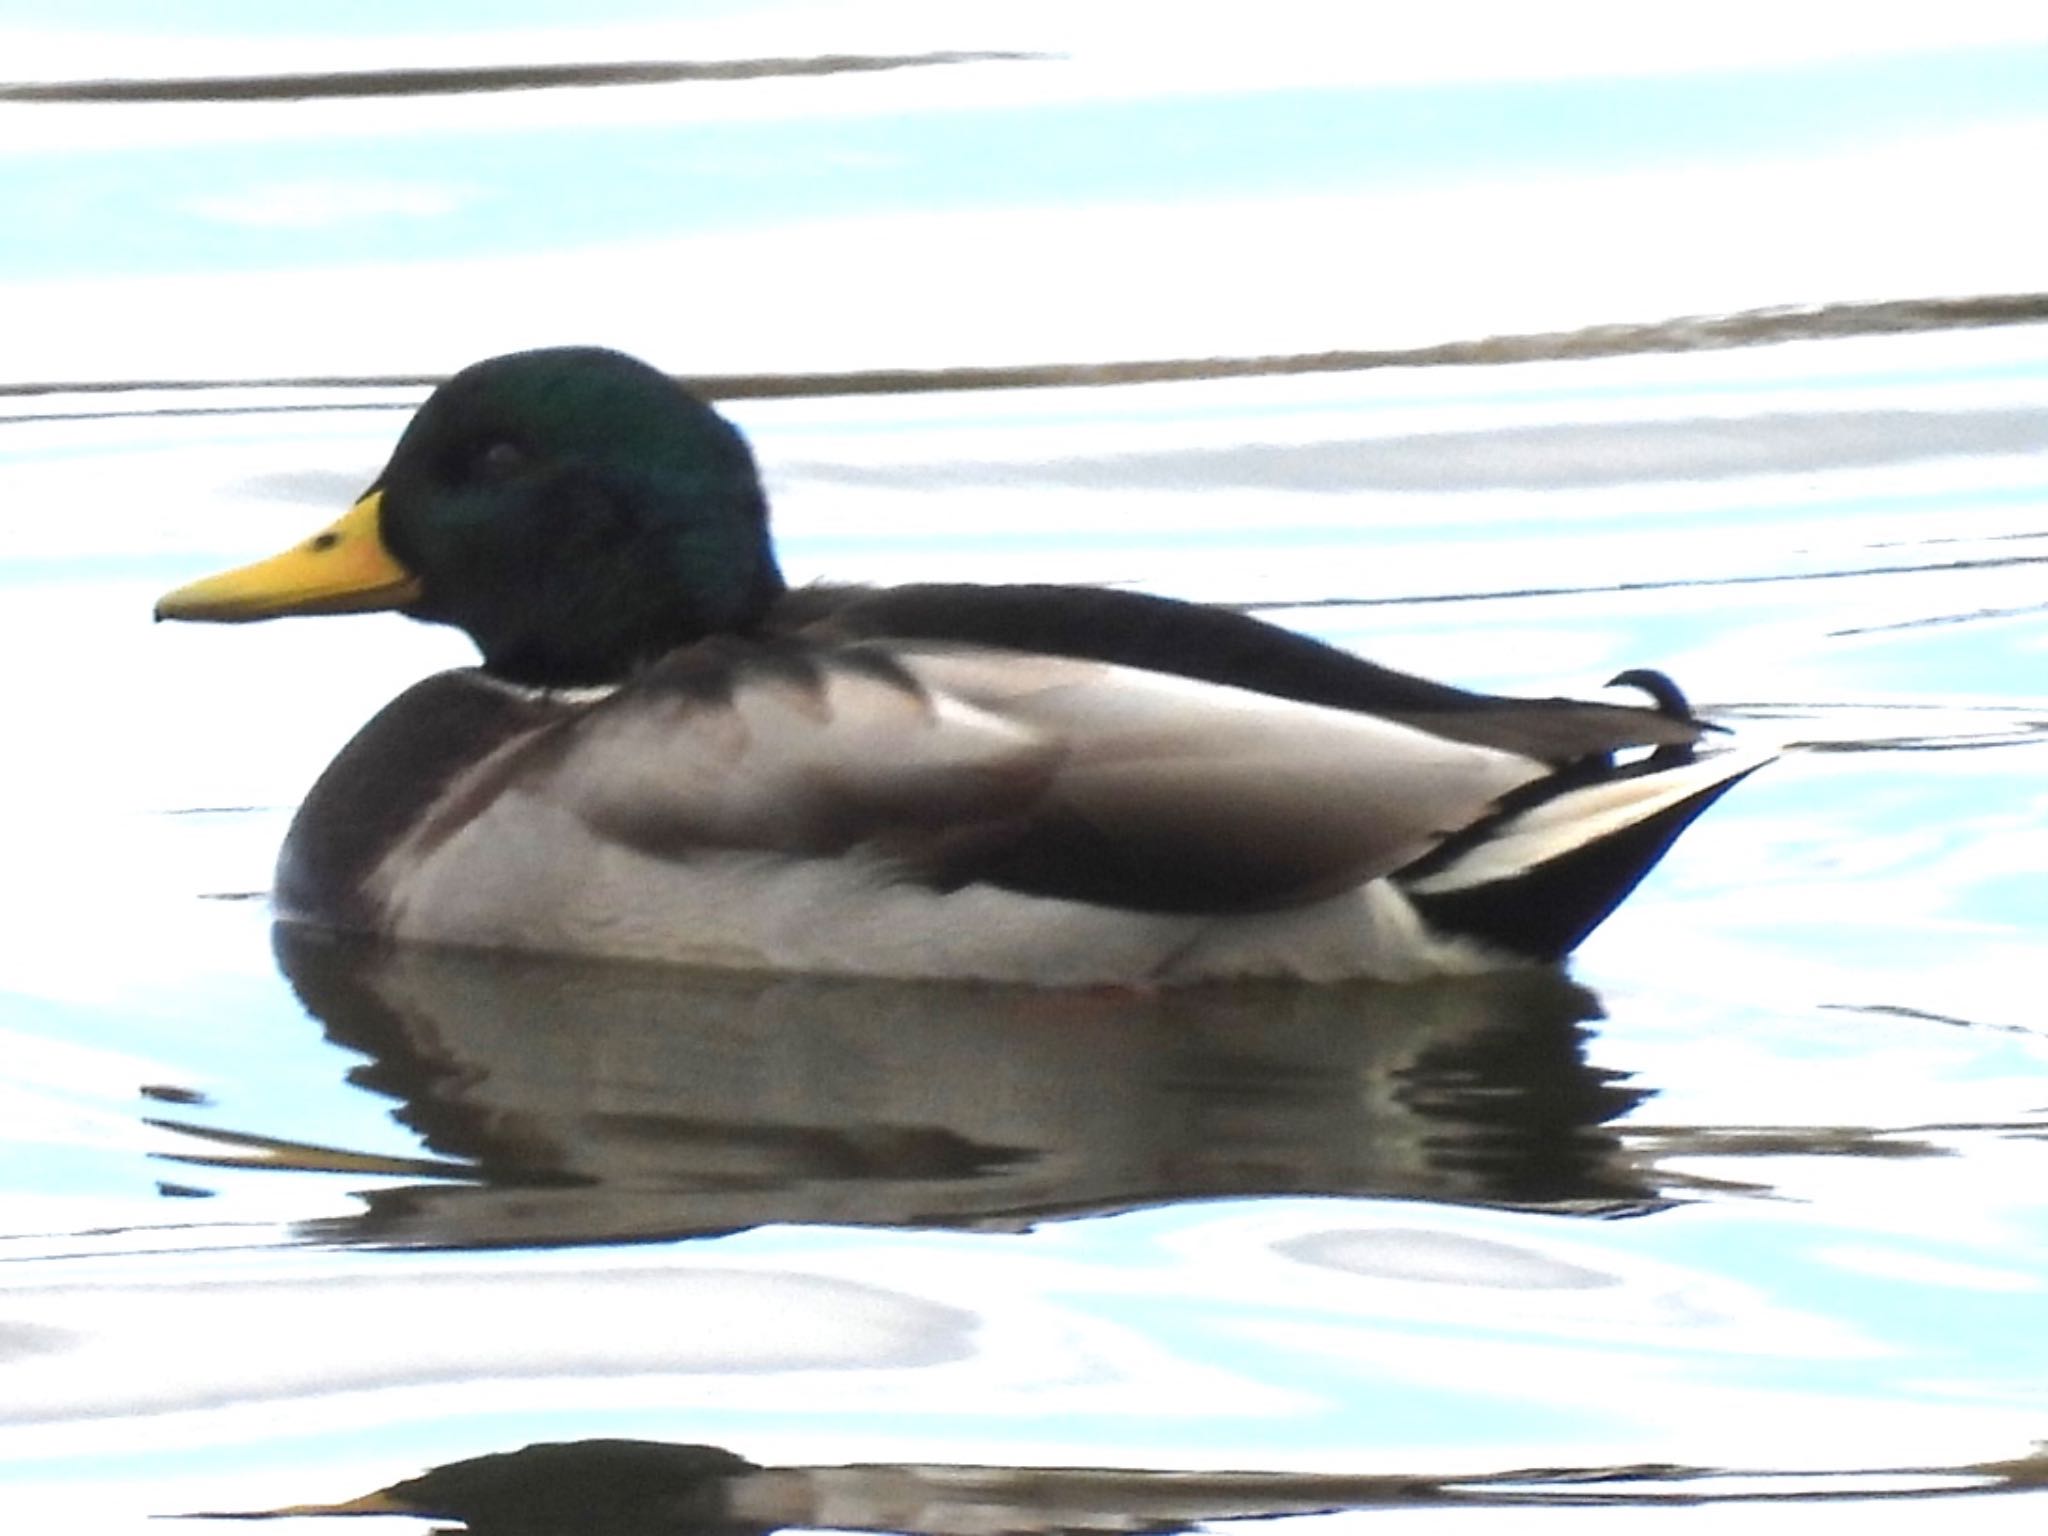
<box><xmin>156</xmin><ymin>347</ymin><xmax>1764</xmax><ymax>984</ymax></box>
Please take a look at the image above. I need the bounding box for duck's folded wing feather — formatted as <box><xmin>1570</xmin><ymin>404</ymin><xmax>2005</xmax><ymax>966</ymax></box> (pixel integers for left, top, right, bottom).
<box><xmin>545</xmin><ymin>641</ymin><xmax>1549</xmax><ymax>914</ymax></box>
<box><xmin>781</xmin><ymin>582</ymin><xmax>1704</xmax><ymax>762</ymax></box>
<box><xmin>550</xmin><ymin>643</ymin><xmax>1062</xmax><ymax>858</ymax></box>
<box><xmin>897</xmin><ymin>648</ymin><xmax>1548</xmax><ymax>909</ymax></box>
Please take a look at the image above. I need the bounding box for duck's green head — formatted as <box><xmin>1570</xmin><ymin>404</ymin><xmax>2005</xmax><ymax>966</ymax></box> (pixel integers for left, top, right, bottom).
<box><xmin>156</xmin><ymin>347</ymin><xmax>786</xmax><ymax>686</ymax></box>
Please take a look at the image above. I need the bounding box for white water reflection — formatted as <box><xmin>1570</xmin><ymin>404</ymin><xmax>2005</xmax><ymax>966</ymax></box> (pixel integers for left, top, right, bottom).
<box><xmin>6</xmin><ymin>8</ymin><xmax>2048</xmax><ymax>381</ymax></box>
<box><xmin>5</xmin><ymin>1196</ymin><xmax>2036</xmax><ymax>1479</ymax></box>
<box><xmin>15</xmin><ymin>155</ymin><xmax>2048</xmax><ymax>386</ymax></box>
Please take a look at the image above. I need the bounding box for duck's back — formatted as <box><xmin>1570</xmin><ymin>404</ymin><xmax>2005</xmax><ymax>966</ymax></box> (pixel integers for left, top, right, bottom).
<box><xmin>775</xmin><ymin>581</ymin><xmax>1701</xmax><ymax>765</ymax></box>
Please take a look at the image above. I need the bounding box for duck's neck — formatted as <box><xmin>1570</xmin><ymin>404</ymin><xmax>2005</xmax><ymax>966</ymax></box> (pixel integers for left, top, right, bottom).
<box><xmin>476</xmin><ymin>553</ymin><xmax>787</xmax><ymax>689</ymax></box>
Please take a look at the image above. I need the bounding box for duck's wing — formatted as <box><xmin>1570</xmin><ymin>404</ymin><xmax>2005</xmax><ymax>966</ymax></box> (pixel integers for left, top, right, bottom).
<box><xmin>544</xmin><ymin>638</ymin><xmax>1548</xmax><ymax>914</ymax></box>
<box><xmin>549</xmin><ymin>639</ymin><xmax>1061</xmax><ymax>858</ymax></box>
<box><xmin>773</xmin><ymin>582</ymin><xmax>1704</xmax><ymax>764</ymax></box>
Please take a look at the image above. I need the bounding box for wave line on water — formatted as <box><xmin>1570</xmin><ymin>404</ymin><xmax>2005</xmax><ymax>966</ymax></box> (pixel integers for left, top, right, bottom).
<box><xmin>0</xmin><ymin>51</ymin><xmax>1049</xmax><ymax>104</ymax></box>
<box><xmin>4</xmin><ymin>292</ymin><xmax>2048</xmax><ymax>415</ymax></box>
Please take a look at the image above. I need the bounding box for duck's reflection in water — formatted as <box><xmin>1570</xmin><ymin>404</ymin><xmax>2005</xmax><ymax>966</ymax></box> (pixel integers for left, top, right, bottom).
<box><xmin>193</xmin><ymin>1435</ymin><xmax>2048</xmax><ymax>1532</ymax></box>
<box><xmin>155</xmin><ymin>925</ymin><xmax>1660</xmax><ymax>1247</ymax></box>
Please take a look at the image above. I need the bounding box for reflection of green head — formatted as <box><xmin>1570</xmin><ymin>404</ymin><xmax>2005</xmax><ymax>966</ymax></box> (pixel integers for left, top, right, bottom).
<box><xmin>373</xmin><ymin>1439</ymin><xmax>762</xmax><ymax>1533</ymax></box>
<box><xmin>377</xmin><ymin>348</ymin><xmax>786</xmax><ymax>686</ymax></box>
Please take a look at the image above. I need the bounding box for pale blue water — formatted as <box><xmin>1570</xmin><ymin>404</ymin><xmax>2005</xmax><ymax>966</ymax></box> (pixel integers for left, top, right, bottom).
<box><xmin>13</xmin><ymin>49</ymin><xmax>2048</xmax><ymax>285</ymax></box>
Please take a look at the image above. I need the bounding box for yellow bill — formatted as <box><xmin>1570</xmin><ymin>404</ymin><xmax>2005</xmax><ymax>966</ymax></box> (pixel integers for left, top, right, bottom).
<box><xmin>155</xmin><ymin>491</ymin><xmax>422</xmax><ymax>622</ymax></box>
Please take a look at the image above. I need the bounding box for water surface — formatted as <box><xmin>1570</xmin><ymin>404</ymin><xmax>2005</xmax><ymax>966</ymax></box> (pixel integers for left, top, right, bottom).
<box><xmin>4</xmin><ymin>11</ymin><xmax>2048</xmax><ymax>1533</ymax></box>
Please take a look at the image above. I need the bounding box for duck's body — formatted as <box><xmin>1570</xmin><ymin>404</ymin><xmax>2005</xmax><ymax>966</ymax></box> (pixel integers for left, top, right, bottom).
<box><xmin>158</xmin><ymin>347</ymin><xmax>1764</xmax><ymax>984</ymax></box>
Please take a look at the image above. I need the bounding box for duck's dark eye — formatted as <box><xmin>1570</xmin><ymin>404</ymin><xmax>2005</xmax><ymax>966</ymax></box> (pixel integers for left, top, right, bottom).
<box><xmin>471</xmin><ymin>440</ymin><xmax>528</xmax><ymax>484</ymax></box>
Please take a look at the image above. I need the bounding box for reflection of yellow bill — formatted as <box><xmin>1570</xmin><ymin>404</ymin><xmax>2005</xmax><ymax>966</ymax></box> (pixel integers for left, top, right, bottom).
<box><xmin>147</xmin><ymin>1116</ymin><xmax>474</xmax><ymax>1180</ymax></box>
<box><xmin>155</xmin><ymin>490</ymin><xmax>421</xmax><ymax>621</ymax></box>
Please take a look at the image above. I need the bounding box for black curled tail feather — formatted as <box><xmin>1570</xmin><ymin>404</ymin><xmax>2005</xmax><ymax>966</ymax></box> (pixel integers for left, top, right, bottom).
<box><xmin>1396</xmin><ymin>754</ymin><xmax>1767</xmax><ymax>963</ymax></box>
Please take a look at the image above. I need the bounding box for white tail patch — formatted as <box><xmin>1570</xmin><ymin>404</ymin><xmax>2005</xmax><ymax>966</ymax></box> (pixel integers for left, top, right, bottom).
<box><xmin>1403</xmin><ymin>748</ymin><xmax>1774</xmax><ymax>896</ymax></box>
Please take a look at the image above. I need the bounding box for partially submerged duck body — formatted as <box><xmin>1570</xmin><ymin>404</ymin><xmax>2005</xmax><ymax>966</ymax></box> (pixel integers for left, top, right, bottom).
<box><xmin>158</xmin><ymin>348</ymin><xmax>1765</xmax><ymax>984</ymax></box>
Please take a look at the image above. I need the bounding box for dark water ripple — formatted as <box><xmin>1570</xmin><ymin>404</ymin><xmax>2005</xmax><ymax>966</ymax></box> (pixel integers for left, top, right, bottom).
<box><xmin>4</xmin><ymin>294</ymin><xmax>2046</xmax><ymax>411</ymax></box>
<box><xmin>0</xmin><ymin>51</ymin><xmax>1048</xmax><ymax>104</ymax></box>
<box><xmin>187</xmin><ymin>1434</ymin><xmax>2048</xmax><ymax>1529</ymax></box>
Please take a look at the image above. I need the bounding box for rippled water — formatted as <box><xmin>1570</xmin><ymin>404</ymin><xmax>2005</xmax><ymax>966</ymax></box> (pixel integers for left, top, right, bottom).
<box><xmin>7</xmin><ymin>11</ymin><xmax>2048</xmax><ymax>1533</ymax></box>
<box><xmin>6</xmin><ymin>323</ymin><xmax>2048</xmax><ymax>1533</ymax></box>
